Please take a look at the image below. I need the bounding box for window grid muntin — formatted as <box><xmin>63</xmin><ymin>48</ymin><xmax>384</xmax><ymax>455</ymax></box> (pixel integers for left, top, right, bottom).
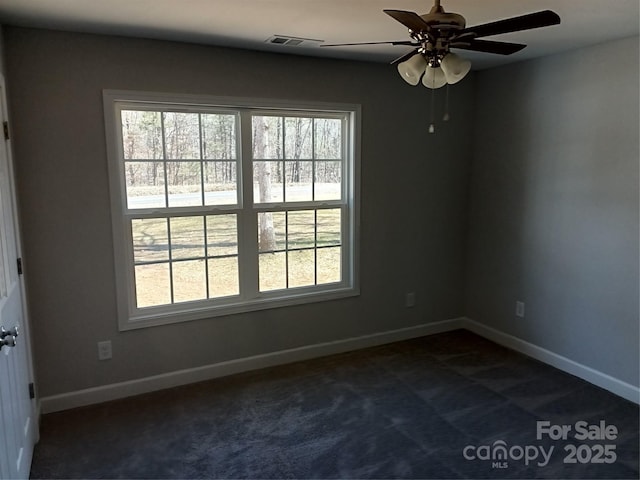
<box><xmin>160</xmin><ymin>111</ymin><xmax>170</xmax><ymax>208</ymax></box>
<box><xmin>311</xmin><ymin>119</ymin><xmax>316</xmax><ymax>201</ymax></box>
<box><xmin>198</xmin><ymin>114</ymin><xmax>205</xmax><ymax>206</ymax></box>
<box><xmin>165</xmin><ymin>216</ymin><xmax>175</xmax><ymax>304</ymax></box>
<box><xmin>203</xmin><ymin>214</ymin><xmax>210</xmax><ymax>298</ymax></box>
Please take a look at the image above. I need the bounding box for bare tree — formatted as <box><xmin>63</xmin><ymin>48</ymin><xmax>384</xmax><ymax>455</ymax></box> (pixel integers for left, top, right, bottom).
<box><xmin>287</xmin><ymin>117</ymin><xmax>312</xmax><ymax>182</ymax></box>
<box><xmin>253</xmin><ymin>117</ymin><xmax>277</xmax><ymax>251</ymax></box>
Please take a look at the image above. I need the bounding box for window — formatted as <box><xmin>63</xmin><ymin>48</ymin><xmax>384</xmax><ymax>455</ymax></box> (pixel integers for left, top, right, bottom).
<box><xmin>104</xmin><ymin>91</ymin><xmax>359</xmax><ymax>329</ymax></box>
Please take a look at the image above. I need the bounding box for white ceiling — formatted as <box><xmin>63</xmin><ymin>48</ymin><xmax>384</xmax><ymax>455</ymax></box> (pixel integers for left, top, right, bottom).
<box><xmin>0</xmin><ymin>0</ymin><xmax>638</xmax><ymax>70</ymax></box>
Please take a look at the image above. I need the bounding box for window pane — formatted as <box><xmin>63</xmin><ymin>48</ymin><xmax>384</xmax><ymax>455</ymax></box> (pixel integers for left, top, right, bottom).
<box><xmin>317</xmin><ymin>209</ymin><xmax>341</xmax><ymax>247</ymax></box>
<box><xmin>125</xmin><ymin>162</ymin><xmax>166</xmax><ymax>209</ymax></box>
<box><xmin>287</xmin><ymin>210</ymin><xmax>315</xmax><ymax>250</ymax></box>
<box><xmin>252</xmin><ymin>116</ymin><xmax>282</xmax><ymax>159</ymax></box>
<box><xmin>208</xmin><ymin>257</ymin><xmax>239</xmax><ymax>297</ymax></box>
<box><xmin>258</xmin><ymin>212</ymin><xmax>285</xmax><ymax>253</ymax></box>
<box><xmin>317</xmin><ymin>247</ymin><xmax>341</xmax><ymax>284</ymax></box>
<box><xmin>285</xmin><ymin>161</ymin><xmax>312</xmax><ymax>202</ymax></box>
<box><xmin>253</xmin><ymin>161</ymin><xmax>283</xmax><ymax>203</ymax></box>
<box><xmin>314</xmin><ymin>118</ymin><xmax>342</xmax><ymax>159</ymax></box>
<box><xmin>121</xmin><ymin>111</ymin><xmax>162</xmax><ymax>160</ymax></box>
<box><xmin>202</xmin><ymin>114</ymin><xmax>236</xmax><ymax>160</ymax></box>
<box><xmin>314</xmin><ymin>161</ymin><xmax>341</xmax><ymax>201</ymax></box>
<box><xmin>206</xmin><ymin>215</ymin><xmax>237</xmax><ymax>257</ymax></box>
<box><xmin>163</xmin><ymin>112</ymin><xmax>200</xmax><ymax>159</ymax></box>
<box><xmin>172</xmin><ymin>260</ymin><xmax>207</xmax><ymax>303</ymax></box>
<box><xmin>132</xmin><ymin>218</ymin><xmax>169</xmax><ymax>263</ymax></box>
<box><xmin>259</xmin><ymin>252</ymin><xmax>286</xmax><ymax>291</ymax></box>
<box><xmin>204</xmin><ymin>162</ymin><xmax>237</xmax><ymax>206</ymax></box>
<box><xmin>170</xmin><ymin>216</ymin><xmax>205</xmax><ymax>260</ymax></box>
<box><xmin>135</xmin><ymin>263</ymin><xmax>171</xmax><ymax>308</ymax></box>
<box><xmin>167</xmin><ymin>161</ymin><xmax>202</xmax><ymax>207</ymax></box>
<box><xmin>285</xmin><ymin>117</ymin><xmax>312</xmax><ymax>159</ymax></box>
<box><xmin>288</xmin><ymin>249</ymin><xmax>315</xmax><ymax>288</ymax></box>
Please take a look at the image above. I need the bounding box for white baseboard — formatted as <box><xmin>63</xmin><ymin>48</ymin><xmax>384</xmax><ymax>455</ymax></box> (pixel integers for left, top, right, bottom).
<box><xmin>40</xmin><ymin>316</ymin><xmax>638</xmax><ymax>413</ymax></box>
<box><xmin>40</xmin><ymin>318</ymin><xmax>465</xmax><ymax>413</ymax></box>
<box><xmin>462</xmin><ymin>317</ymin><xmax>640</xmax><ymax>404</ymax></box>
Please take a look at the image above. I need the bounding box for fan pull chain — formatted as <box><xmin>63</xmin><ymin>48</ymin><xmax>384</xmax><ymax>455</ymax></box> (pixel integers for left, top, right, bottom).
<box><xmin>428</xmin><ymin>83</ymin><xmax>436</xmax><ymax>134</ymax></box>
<box><xmin>443</xmin><ymin>84</ymin><xmax>450</xmax><ymax>122</ymax></box>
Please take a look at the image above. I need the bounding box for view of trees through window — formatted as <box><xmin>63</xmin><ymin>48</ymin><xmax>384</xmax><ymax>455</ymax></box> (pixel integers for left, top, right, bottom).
<box><xmin>120</xmin><ymin>108</ymin><xmax>345</xmax><ymax>309</ymax></box>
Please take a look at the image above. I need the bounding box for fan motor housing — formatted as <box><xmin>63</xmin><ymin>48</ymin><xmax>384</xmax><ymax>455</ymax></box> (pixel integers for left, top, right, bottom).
<box><xmin>420</xmin><ymin>11</ymin><xmax>466</xmax><ymax>30</ymax></box>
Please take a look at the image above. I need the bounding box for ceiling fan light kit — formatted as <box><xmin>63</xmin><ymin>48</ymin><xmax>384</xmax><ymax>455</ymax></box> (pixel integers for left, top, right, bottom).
<box><xmin>399</xmin><ymin>51</ymin><xmax>470</xmax><ymax>87</ymax></box>
<box><xmin>397</xmin><ymin>53</ymin><xmax>428</xmax><ymax>86</ymax></box>
<box><xmin>439</xmin><ymin>53</ymin><xmax>471</xmax><ymax>85</ymax></box>
<box><xmin>422</xmin><ymin>65</ymin><xmax>447</xmax><ymax>89</ymax></box>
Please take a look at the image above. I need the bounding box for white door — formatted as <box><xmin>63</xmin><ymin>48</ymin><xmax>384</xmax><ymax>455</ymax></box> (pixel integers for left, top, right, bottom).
<box><xmin>0</xmin><ymin>75</ymin><xmax>36</xmax><ymax>480</ymax></box>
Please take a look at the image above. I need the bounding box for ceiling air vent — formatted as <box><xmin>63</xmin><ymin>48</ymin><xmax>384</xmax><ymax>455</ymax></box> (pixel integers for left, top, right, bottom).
<box><xmin>265</xmin><ymin>35</ymin><xmax>323</xmax><ymax>47</ymax></box>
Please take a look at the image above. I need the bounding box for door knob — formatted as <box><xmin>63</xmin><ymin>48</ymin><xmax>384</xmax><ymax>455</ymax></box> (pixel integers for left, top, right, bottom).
<box><xmin>0</xmin><ymin>326</ymin><xmax>18</xmax><ymax>339</ymax></box>
<box><xmin>1</xmin><ymin>335</ymin><xmax>16</xmax><ymax>349</ymax></box>
<box><xmin>0</xmin><ymin>326</ymin><xmax>18</xmax><ymax>351</ymax></box>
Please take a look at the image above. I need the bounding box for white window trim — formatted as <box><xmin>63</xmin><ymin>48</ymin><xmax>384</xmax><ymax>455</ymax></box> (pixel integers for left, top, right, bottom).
<box><xmin>103</xmin><ymin>90</ymin><xmax>360</xmax><ymax>331</ymax></box>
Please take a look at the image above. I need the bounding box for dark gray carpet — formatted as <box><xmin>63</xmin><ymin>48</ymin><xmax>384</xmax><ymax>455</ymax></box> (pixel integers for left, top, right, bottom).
<box><xmin>31</xmin><ymin>330</ymin><xmax>639</xmax><ymax>479</ymax></box>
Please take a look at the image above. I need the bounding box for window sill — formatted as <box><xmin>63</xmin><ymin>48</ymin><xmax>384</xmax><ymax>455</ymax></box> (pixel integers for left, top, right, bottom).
<box><xmin>120</xmin><ymin>285</ymin><xmax>360</xmax><ymax>331</ymax></box>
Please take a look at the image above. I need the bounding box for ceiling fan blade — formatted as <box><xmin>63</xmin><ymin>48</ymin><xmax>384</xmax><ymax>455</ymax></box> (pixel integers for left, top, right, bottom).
<box><xmin>455</xmin><ymin>10</ymin><xmax>560</xmax><ymax>39</ymax></box>
<box><xmin>450</xmin><ymin>39</ymin><xmax>527</xmax><ymax>55</ymax></box>
<box><xmin>390</xmin><ymin>49</ymin><xmax>420</xmax><ymax>65</ymax></box>
<box><xmin>321</xmin><ymin>40</ymin><xmax>416</xmax><ymax>47</ymax></box>
<box><xmin>383</xmin><ymin>9</ymin><xmax>431</xmax><ymax>32</ymax></box>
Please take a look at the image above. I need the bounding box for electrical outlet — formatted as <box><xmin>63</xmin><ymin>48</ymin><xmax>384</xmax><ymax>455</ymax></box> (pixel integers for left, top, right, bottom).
<box><xmin>515</xmin><ymin>301</ymin><xmax>525</xmax><ymax>318</ymax></box>
<box><xmin>405</xmin><ymin>292</ymin><xmax>416</xmax><ymax>308</ymax></box>
<box><xmin>97</xmin><ymin>340</ymin><xmax>112</xmax><ymax>360</ymax></box>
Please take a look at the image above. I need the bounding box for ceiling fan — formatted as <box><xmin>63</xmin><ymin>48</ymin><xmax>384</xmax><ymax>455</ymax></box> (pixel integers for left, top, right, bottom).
<box><xmin>322</xmin><ymin>0</ymin><xmax>561</xmax><ymax>88</ymax></box>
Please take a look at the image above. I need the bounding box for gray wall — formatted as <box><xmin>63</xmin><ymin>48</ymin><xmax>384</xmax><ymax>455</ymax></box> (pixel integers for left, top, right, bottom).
<box><xmin>466</xmin><ymin>36</ymin><xmax>640</xmax><ymax>386</ymax></box>
<box><xmin>4</xmin><ymin>27</ymin><xmax>474</xmax><ymax>397</ymax></box>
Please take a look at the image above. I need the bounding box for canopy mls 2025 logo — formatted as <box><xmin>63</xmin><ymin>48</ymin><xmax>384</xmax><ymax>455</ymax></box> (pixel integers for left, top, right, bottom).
<box><xmin>463</xmin><ymin>420</ymin><xmax>619</xmax><ymax>470</ymax></box>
